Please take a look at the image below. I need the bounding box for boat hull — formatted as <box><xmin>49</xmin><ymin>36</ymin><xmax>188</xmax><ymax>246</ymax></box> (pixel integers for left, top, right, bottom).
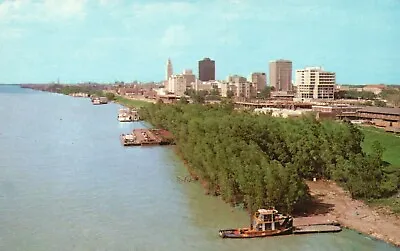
<box><xmin>219</xmin><ymin>227</ymin><xmax>293</xmax><ymax>238</ymax></box>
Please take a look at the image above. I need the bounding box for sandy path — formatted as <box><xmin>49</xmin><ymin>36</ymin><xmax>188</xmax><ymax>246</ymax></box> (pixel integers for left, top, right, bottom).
<box><xmin>294</xmin><ymin>180</ymin><xmax>400</xmax><ymax>247</ymax></box>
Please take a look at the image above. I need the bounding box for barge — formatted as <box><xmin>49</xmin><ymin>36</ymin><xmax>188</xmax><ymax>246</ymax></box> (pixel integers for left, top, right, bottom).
<box><xmin>219</xmin><ymin>208</ymin><xmax>293</xmax><ymax>238</ymax></box>
<box><xmin>118</xmin><ymin>108</ymin><xmax>140</xmax><ymax>122</ymax></box>
<box><xmin>218</xmin><ymin>208</ymin><xmax>342</xmax><ymax>239</ymax></box>
<box><xmin>120</xmin><ymin>129</ymin><xmax>174</xmax><ymax>146</ymax></box>
<box><xmin>91</xmin><ymin>96</ymin><xmax>108</xmax><ymax>105</ymax></box>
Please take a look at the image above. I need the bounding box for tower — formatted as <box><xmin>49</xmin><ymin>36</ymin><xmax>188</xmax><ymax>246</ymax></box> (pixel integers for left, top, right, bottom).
<box><xmin>166</xmin><ymin>58</ymin><xmax>173</xmax><ymax>81</ymax></box>
<box><xmin>198</xmin><ymin>58</ymin><xmax>215</xmax><ymax>81</ymax></box>
<box><xmin>269</xmin><ymin>60</ymin><xmax>292</xmax><ymax>91</ymax></box>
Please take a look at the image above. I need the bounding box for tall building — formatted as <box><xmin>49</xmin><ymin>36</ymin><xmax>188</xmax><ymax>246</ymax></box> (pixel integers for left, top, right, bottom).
<box><xmin>250</xmin><ymin>72</ymin><xmax>267</xmax><ymax>93</ymax></box>
<box><xmin>168</xmin><ymin>74</ymin><xmax>186</xmax><ymax>96</ymax></box>
<box><xmin>182</xmin><ymin>69</ymin><xmax>196</xmax><ymax>87</ymax></box>
<box><xmin>198</xmin><ymin>58</ymin><xmax>215</xmax><ymax>81</ymax></box>
<box><xmin>269</xmin><ymin>60</ymin><xmax>292</xmax><ymax>91</ymax></box>
<box><xmin>295</xmin><ymin>66</ymin><xmax>336</xmax><ymax>100</ymax></box>
<box><xmin>227</xmin><ymin>75</ymin><xmax>255</xmax><ymax>99</ymax></box>
<box><xmin>166</xmin><ymin>58</ymin><xmax>173</xmax><ymax>81</ymax></box>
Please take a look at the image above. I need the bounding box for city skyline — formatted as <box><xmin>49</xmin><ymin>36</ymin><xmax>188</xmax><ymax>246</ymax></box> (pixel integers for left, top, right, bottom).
<box><xmin>0</xmin><ymin>0</ymin><xmax>399</xmax><ymax>84</ymax></box>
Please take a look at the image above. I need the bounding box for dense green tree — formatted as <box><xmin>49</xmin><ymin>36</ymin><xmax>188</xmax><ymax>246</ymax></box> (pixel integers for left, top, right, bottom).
<box><xmin>139</xmin><ymin>103</ymin><xmax>400</xmax><ymax>214</ymax></box>
<box><xmin>258</xmin><ymin>86</ymin><xmax>274</xmax><ymax>99</ymax></box>
<box><xmin>105</xmin><ymin>92</ymin><xmax>115</xmax><ymax>101</ymax></box>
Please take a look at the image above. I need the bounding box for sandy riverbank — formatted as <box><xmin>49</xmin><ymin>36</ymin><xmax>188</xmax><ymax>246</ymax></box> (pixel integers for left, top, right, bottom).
<box><xmin>295</xmin><ymin>180</ymin><xmax>400</xmax><ymax>247</ymax></box>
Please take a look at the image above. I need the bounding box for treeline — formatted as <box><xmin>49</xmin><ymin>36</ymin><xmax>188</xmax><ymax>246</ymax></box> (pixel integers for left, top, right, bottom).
<box><xmin>335</xmin><ymin>90</ymin><xmax>376</xmax><ymax>100</ymax></box>
<box><xmin>380</xmin><ymin>88</ymin><xmax>400</xmax><ymax>107</ymax></box>
<box><xmin>56</xmin><ymin>85</ymin><xmax>105</xmax><ymax>97</ymax></box>
<box><xmin>140</xmin><ymin>102</ymin><xmax>400</xmax><ymax>213</ymax></box>
<box><xmin>31</xmin><ymin>84</ymin><xmax>117</xmax><ymax>101</ymax></box>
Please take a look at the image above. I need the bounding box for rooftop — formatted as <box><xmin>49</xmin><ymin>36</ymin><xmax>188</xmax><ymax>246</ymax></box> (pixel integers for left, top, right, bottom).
<box><xmin>258</xmin><ymin>209</ymin><xmax>278</xmax><ymax>214</ymax></box>
<box><xmin>358</xmin><ymin>107</ymin><xmax>400</xmax><ymax>116</ymax></box>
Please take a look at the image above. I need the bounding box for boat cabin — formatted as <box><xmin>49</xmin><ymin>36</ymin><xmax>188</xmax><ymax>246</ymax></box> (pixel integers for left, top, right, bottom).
<box><xmin>251</xmin><ymin>208</ymin><xmax>293</xmax><ymax>231</ymax></box>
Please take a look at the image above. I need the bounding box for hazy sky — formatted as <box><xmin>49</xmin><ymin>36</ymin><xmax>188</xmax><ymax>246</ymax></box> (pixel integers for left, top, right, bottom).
<box><xmin>0</xmin><ymin>0</ymin><xmax>399</xmax><ymax>84</ymax></box>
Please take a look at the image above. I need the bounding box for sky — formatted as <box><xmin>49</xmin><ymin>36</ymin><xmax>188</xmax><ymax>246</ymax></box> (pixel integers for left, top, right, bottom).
<box><xmin>0</xmin><ymin>0</ymin><xmax>399</xmax><ymax>84</ymax></box>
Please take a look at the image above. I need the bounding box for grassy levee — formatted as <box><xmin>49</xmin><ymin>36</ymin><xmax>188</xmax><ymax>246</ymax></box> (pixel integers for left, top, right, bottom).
<box><xmin>114</xmin><ymin>95</ymin><xmax>153</xmax><ymax>108</ymax></box>
<box><xmin>360</xmin><ymin>126</ymin><xmax>400</xmax><ymax>214</ymax></box>
<box><xmin>361</xmin><ymin>127</ymin><xmax>400</xmax><ymax>167</ymax></box>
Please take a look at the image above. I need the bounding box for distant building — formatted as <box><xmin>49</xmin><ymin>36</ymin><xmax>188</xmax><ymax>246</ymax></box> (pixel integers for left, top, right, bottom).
<box><xmin>190</xmin><ymin>79</ymin><xmax>222</xmax><ymax>94</ymax></box>
<box><xmin>295</xmin><ymin>67</ymin><xmax>336</xmax><ymax>100</ymax></box>
<box><xmin>166</xmin><ymin>58</ymin><xmax>173</xmax><ymax>81</ymax></box>
<box><xmin>270</xmin><ymin>91</ymin><xmax>295</xmax><ymax>100</ymax></box>
<box><xmin>250</xmin><ymin>72</ymin><xmax>267</xmax><ymax>94</ymax></box>
<box><xmin>165</xmin><ymin>58</ymin><xmax>173</xmax><ymax>89</ymax></box>
<box><xmin>168</xmin><ymin>74</ymin><xmax>186</xmax><ymax>96</ymax></box>
<box><xmin>357</xmin><ymin>107</ymin><xmax>400</xmax><ymax>131</ymax></box>
<box><xmin>198</xmin><ymin>58</ymin><xmax>215</xmax><ymax>81</ymax></box>
<box><xmin>269</xmin><ymin>60</ymin><xmax>292</xmax><ymax>91</ymax></box>
<box><xmin>227</xmin><ymin>75</ymin><xmax>255</xmax><ymax>99</ymax></box>
<box><xmin>362</xmin><ymin>84</ymin><xmax>386</xmax><ymax>95</ymax></box>
<box><xmin>182</xmin><ymin>69</ymin><xmax>196</xmax><ymax>87</ymax></box>
<box><xmin>254</xmin><ymin>107</ymin><xmax>312</xmax><ymax>118</ymax></box>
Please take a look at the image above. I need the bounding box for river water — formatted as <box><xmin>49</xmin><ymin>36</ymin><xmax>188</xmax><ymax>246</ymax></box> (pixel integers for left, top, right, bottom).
<box><xmin>0</xmin><ymin>85</ymin><xmax>398</xmax><ymax>251</ymax></box>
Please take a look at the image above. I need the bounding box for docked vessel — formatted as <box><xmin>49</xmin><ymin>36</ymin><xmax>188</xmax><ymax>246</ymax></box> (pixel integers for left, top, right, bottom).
<box><xmin>117</xmin><ymin>108</ymin><xmax>140</xmax><ymax>122</ymax></box>
<box><xmin>91</xmin><ymin>96</ymin><xmax>108</xmax><ymax>105</ymax></box>
<box><xmin>219</xmin><ymin>208</ymin><xmax>293</xmax><ymax>238</ymax></box>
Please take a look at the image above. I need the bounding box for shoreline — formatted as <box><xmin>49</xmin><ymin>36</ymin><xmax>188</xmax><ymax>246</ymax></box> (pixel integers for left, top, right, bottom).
<box><xmin>296</xmin><ymin>180</ymin><xmax>400</xmax><ymax>247</ymax></box>
<box><xmin>173</xmin><ymin>146</ymin><xmax>400</xmax><ymax>247</ymax></box>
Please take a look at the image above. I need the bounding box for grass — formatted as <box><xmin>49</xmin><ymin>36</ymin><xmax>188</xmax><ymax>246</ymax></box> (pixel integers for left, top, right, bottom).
<box><xmin>114</xmin><ymin>95</ymin><xmax>153</xmax><ymax>108</ymax></box>
<box><xmin>368</xmin><ymin>197</ymin><xmax>400</xmax><ymax>215</ymax></box>
<box><xmin>360</xmin><ymin>126</ymin><xmax>400</xmax><ymax>167</ymax></box>
<box><xmin>360</xmin><ymin>126</ymin><xmax>400</xmax><ymax>214</ymax></box>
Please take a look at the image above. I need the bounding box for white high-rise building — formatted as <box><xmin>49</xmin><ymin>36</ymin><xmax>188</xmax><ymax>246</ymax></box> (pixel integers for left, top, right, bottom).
<box><xmin>295</xmin><ymin>67</ymin><xmax>335</xmax><ymax>100</ymax></box>
<box><xmin>168</xmin><ymin>74</ymin><xmax>186</xmax><ymax>96</ymax></box>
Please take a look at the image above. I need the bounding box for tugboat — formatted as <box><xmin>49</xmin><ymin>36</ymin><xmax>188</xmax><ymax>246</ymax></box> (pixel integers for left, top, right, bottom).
<box><xmin>219</xmin><ymin>208</ymin><xmax>293</xmax><ymax>238</ymax></box>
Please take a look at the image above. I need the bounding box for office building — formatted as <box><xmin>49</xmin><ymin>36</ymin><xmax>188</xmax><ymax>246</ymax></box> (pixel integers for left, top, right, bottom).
<box><xmin>182</xmin><ymin>69</ymin><xmax>196</xmax><ymax>87</ymax></box>
<box><xmin>168</xmin><ymin>74</ymin><xmax>186</xmax><ymax>96</ymax></box>
<box><xmin>295</xmin><ymin>67</ymin><xmax>336</xmax><ymax>100</ymax></box>
<box><xmin>227</xmin><ymin>75</ymin><xmax>255</xmax><ymax>99</ymax></box>
<box><xmin>198</xmin><ymin>58</ymin><xmax>215</xmax><ymax>81</ymax></box>
<box><xmin>269</xmin><ymin>60</ymin><xmax>292</xmax><ymax>91</ymax></box>
<box><xmin>250</xmin><ymin>72</ymin><xmax>267</xmax><ymax>93</ymax></box>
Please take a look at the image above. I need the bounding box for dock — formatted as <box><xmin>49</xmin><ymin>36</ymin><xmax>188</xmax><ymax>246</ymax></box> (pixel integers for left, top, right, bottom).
<box><xmin>120</xmin><ymin>129</ymin><xmax>174</xmax><ymax>146</ymax></box>
<box><xmin>293</xmin><ymin>224</ymin><xmax>342</xmax><ymax>235</ymax></box>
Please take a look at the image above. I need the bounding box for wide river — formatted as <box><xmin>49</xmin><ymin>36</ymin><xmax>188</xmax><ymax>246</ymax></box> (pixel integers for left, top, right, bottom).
<box><xmin>0</xmin><ymin>85</ymin><xmax>398</xmax><ymax>251</ymax></box>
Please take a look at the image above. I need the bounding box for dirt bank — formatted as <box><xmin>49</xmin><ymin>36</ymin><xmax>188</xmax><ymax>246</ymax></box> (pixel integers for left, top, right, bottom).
<box><xmin>295</xmin><ymin>180</ymin><xmax>400</xmax><ymax>247</ymax></box>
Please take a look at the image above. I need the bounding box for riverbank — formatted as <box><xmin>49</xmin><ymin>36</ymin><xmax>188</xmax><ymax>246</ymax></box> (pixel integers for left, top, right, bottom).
<box><xmin>295</xmin><ymin>180</ymin><xmax>400</xmax><ymax>247</ymax></box>
<box><xmin>176</xmin><ymin>144</ymin><xmax>400</xmax><ymax>247</ymax></box>
<box><xmin>113</xmin><ymin>95</ymin><xmax>154</xmax><ymax>108</ymax></box>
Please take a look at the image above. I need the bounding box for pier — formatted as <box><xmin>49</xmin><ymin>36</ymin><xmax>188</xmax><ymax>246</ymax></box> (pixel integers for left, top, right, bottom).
<box><xmin>293</xmin><ymin>223</ymin><xmax>342</xmax><ymax>235</ymax></box>
<box><xmin>120</xmin><ymin>129</ymin><xmax>174</xmax><ymax>146</ymax></box>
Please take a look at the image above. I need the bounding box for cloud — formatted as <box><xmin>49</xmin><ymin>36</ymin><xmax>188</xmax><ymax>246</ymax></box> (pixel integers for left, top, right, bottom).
<box><xmin>161</xmin><ymin>25</ymin><xmax>190</xmax><ymax>48</ymax></box>
<box><xmin>43</xmin><ymin>0</ymin><xmax>87</xmax><ymax>20</ymax></box>
<box><xmin>0</xmin><ymin>0</ymin><xmax>87</xmax><ymax>23</ymax></box>
<box><xmin>131</xmin><ymin>1</ymin><xmax>195</xmax><ymax>19</ymax></box>
<box><xmin>0</xmin><ymin>27</ymin><xmax>24</xmax><ymax>39</ymax></box>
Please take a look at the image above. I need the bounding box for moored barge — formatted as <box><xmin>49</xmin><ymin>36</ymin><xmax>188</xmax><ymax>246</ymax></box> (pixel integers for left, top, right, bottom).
<box><xmin>218</xmin><ymin>208</ymin><xmax>342</xmax><ymax>239</ymax></box>
<box><xmin>219</xmin><ymin>208</ymin><xmax>293</xmax><ymax>238</ymax></box>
